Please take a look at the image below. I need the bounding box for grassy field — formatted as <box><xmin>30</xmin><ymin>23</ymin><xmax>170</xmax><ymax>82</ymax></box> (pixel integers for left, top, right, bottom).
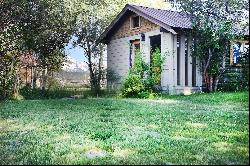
<box><xmin>0</xmin><ymin>92</ymin><xmax>249</xmax><ymax>165</ymax></box>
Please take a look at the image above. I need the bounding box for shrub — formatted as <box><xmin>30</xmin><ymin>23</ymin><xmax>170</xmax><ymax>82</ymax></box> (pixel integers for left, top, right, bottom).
<box><xmin>47</xmin><ymin>76</ymin><xmax>62</xmax><ymax>90</ymax></box>
<box><xmin>121</xmin><ymin>73</ymin><xmax>144</xmax><ymax>97</ymax></box>
<box><xmin>150</xmin><ymin>48</ymin><xmax>165</xmax><ymax>86</ymax></box>
<box><xmin>240</xmin><ymin>47</ymin><xmax>249</xmax><ymax>90</ymax></box>
<box><xmin>137</xmin><ymin>90</ymin><xmax>157</xmax><ymax>99</ymax></box>
<box><xmin>20</xmin><ymin>86</ymin><xmax>43</xmax><ymax>99</ymax></box>
<box><xmin>121</xmin><ymin>47</ymin><xmax>166</xmax><ymax>98</ymax></box>
<box><xmin>218</xmin><ymin>47</ymin><xmax>249</xmax><ymax>92</ymax></box>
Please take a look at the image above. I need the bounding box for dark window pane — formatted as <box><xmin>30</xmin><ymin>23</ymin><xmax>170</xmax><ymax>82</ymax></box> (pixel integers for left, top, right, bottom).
<box><xmin>132</xmin><ymin>16</ymin><xmax>139</xmax><ymax>28</ymax></box>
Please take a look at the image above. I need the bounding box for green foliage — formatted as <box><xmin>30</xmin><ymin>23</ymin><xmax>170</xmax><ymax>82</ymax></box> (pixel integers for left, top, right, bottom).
<box><xmin>130</xmin><ymin>50</ymin><xmax>149</xmax><ymax>77</ymax></box>
<box><xmin>0</xmin><ymin>0</ymin><xmax>74</xmax><ymax>100</ymax></box>
<box><xmin>148</xmin><ymin>48</ymin><xmax>166</xmax><ymax>89</ymax></box>
<box><xmin>121</xmin><ymin>50</ymin><xmax>147</xmax><ymax>98</ymax></box>
<box><xmin>19</xmin><ymin>86</ymin><xmax>85</xmax><ymax>99</ymax></box>
<box><xmin>47</xmin><ymin>77</ymin><xmax>62</xmax><ymax>90</ymax></box>
<box><xmin>218</xmin><ymin>47</ymin><xmax>249</xmax><ymax>91</ymax></box>
<box><xmin>218</xmin><ymin>70</ymin><xmax>245</xmax><ymax>91</ymax></box>
<box><xmin>121</xmin><ymin>73</ymin><xmax>145</xmax><ymax>98</ymax></box>
<box><xmin>138</xmin><ymin>91</ymin><xmax>158</xmax><ymax>99</ymax></box>
<box><xmin>90</xmin><ymin>130</ymin><xmax>113</xmax><ymax>141</ymax></box>
<box><xmin>121</xmin><ymin>48</ymin><xmax>166</xmax><ymax>98</ymax></box>
<box><xmin>0</xmin><ymin>91</ymin><xmax>248</xmax><ymax>164</ymax></box>
<box><xmin>0</xmin><ymin>55</ymin><xmax>18</xmax><ymax>100</ymax></box>
<box><xmin>0</xmin><ymin>0</ymin><xmax>170</xmax><ymax>99</ymax></box>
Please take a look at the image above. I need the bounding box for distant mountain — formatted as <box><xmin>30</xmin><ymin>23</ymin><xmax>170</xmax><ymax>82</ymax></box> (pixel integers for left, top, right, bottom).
<box><xmin>62</xmin><ymin>56</ymin><xmax>88</xmax><ymax>72</ymax></box>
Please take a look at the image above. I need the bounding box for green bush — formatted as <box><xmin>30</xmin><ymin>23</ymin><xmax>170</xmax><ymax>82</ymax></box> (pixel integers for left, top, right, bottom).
<box><xmin>218</xmin><ymin>47</ymin><xmax>249</xmax><ymax>92</ymax></box>
<box><xmin>240</xmin><ymin>47</ymin><xmax>249</xmax><ymax>90</ymax></box>
<box><xmin>138</xmin><ymin>90</ymin><xmax>158</xmax><ymax>99</ymax></box>
<box><xmin>150</xmin><ymin>48</ymin><xmax>165</xmax><ymax>86</ymax></box>
<box><xmin>20</xmin><ymin>85</ymin><xmax>40</xmax><ymax>99</ymax></box>
<box><xmin>121</xmin><ymin>73</ymin><xmax>144</xmax><ymax>98</ymax></box>
<box><xmin>121</xmin><ymin>47</ymin><xmax>166</xmax><ymax>98</ymax></box>
<box><xmin>47</xmin><ymin>77</ymin><xmax>62</xmax><ymax>90</ymax></box>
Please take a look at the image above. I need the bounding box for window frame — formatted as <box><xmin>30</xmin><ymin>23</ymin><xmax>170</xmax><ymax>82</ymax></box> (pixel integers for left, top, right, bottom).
<box><xmin>130</xmin><ymin>15</ymin><xmax>141</xmax><ymax>29</ymax></box>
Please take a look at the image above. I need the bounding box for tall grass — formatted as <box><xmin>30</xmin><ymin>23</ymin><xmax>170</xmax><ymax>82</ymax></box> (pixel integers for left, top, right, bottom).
<box><xmin>19</xmin><ymin>86</ymin><xmax>116</xmax><ymax>100</ymax></box>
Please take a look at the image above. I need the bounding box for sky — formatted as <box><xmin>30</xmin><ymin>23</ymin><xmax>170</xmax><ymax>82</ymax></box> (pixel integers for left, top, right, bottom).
<box><xmin>64</xmin><ymin>39</ymin><xmax>107</xmax><ymax>70</ymax></box>
<box><xmin>65</xmin><ymin>42</ymin><xmax>86</xmax><ymax>63</ymax></box>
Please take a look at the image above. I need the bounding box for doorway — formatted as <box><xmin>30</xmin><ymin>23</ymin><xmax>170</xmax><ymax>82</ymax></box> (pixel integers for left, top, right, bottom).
<box><xmin>150</xmin><ymin>35</ymin><xmax>161</xmax><ymax>66</ymax></box>
<box><xmin>150</xmin><ymin>35</ymin><xmax>161</xmax><ymax>85</ymax></box>
<box><xmin>150</xmin><ymin>35</ymin><xmax>161</xmax><ymax>54</ymax></box>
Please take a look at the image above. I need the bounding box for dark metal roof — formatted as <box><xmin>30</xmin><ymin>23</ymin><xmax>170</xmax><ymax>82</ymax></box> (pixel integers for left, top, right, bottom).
<box><xmin>98</xmin><ymin>4</ymin><xmax>249</xmax><ymax>43</ymax></box>
<box><xmin>130</xmin><ymin>5</ymin><xmax>192</xmax><ymax>29</ymax></box>
<box><xmin>98</xmin><ymin>4</ymin><xmax>192</xmax><ymax>43</ymax></box>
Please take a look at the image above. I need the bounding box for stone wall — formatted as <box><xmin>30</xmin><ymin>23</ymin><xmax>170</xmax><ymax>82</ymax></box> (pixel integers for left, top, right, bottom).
<box><xmin>111</xmin><ymin>13</ymin><xmax>159</xmax><ymax>40</ymax></box>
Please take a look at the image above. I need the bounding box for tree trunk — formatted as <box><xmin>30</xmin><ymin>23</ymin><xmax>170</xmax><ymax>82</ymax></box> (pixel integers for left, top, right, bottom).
<box><xmin>213</xmin><ymin>76</ymin><xmax>219</xmax><ymax>92</ymax></box>
<box><xmin>202</xmin><ymin>48</ymin><xmax>214</xmax><ymax>92</ymax></box>
<box><xmin>203</xmin><ymin>72</ymin><xmax>210</xmax><ymax>92</ymax></box>
<box><xmin>208</xmin><ymin>75</ymin><xmax>213</xmax><ymax>92</ymax></box>
<box><xmin>86</xmin><ymin>43</ymin><xmax>96</xmax><ymax>94</ymax></box>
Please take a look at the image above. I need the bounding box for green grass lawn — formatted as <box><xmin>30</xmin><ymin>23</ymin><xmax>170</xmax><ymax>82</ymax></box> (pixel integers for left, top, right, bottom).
<box><xmin>0</xmin><ymin>92</ymin><xmax>249</xmax><ymax>165</ymax></box>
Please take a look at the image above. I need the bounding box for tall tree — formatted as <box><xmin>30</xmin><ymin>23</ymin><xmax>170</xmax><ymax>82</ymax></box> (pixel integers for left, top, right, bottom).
<box><xmin>69</xmin><ymin>0</ymin><xmax>106</xmax><ymax>95</ymax></box>
<box><xmin>0</xmin><ymin>0</ymin><xmax>27</xmax><ymax>99</ymax></box>
<box><xmin>21</xmin><ymin>0</ymin><xmax>75</xmax><ymax>90</ymax></box>
<box><xmin>0</xmin><ymin>0</ymin><xmax>74</xmax><ymax>99</ymax></box>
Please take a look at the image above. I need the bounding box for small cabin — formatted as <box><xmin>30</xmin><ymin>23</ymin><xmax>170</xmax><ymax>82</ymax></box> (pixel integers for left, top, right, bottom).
<box><xmin>99</xmin><ymin>4</ymin><xmax>203</xmax><ymax>95</ymax></box>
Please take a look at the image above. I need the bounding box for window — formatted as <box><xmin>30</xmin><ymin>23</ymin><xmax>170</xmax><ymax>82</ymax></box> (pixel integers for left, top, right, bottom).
<box><xmin>230</xmin><ymin>40</ymin><xmax>249</xmax><ymax>65</ymax></box>
<box><xmin>131</xmin><ymin>15</ymin><xmax>140</xmax><ymax>29</ymax></box>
